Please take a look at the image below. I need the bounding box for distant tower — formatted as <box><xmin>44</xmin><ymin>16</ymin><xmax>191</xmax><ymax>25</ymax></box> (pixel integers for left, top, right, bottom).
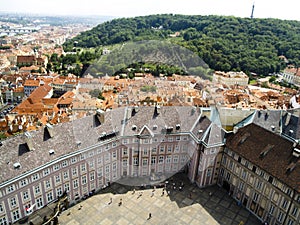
<box><xmin>251</xmin><ymin>2</ymin><xmax>255</xmax><ymax>19</ymax></box>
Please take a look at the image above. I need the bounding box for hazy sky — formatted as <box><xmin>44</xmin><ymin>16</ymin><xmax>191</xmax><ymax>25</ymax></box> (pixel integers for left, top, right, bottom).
<box><xmin>1</xmin><ymin>0</ymin><xmax>300</xmax><ymax>21</ymax></box>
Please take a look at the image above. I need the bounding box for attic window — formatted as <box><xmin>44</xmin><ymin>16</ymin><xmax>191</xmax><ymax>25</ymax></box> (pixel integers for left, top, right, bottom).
<box><xmin>49</xmin><ymin>149</ymin><xmax>55</xmax><ymax>155</ymax></box>
<box><xmin>286</xmin><ymin>162</ymin><xmax>297</xmax><ymax>174</ymax></box>
<box><xmin>176</xmin><ymin>124</ymin><xmax>181</xmax><ymax>130</ymax></box>
<box><xmin>289</xmin><ymin>130</ymin><xmax>294</xmax><ymax>134</ymax></box>
<box><xmin>13</xmin><ymin>162</ymin><xmax>21</xmax><ymax>169</ymax></box>
<box><xmin>198</xmin><ymin>129</ymin><xmax>203</xmax><ymax>133</ymax></box>
<box><xmin>292</xmin><ymin>148</ymin><xmax>300</xmax><ymax>157</ymax></box>
<box><xmin>238</xmin><ymin>132</ymin><xmax>250</xmax><ymax>145</ymax></box>
<box><xmin>259</xmin><ymin>144</ymin><xmax>274</xmax><ymax>159</ymax></box>
<box><xmin>132</xmin><ymin>125</ymin><xmax>137</xmax><ymax>131</ymax></box>
<box><xmin>270</xmin><ymin>125</ymin><xmax>275</xmax><ymax>131</ymax></box>
<box><xmin>153</xmin><ymin>125</ymin><xmax>158</xmax><ymax>130</ymax></box>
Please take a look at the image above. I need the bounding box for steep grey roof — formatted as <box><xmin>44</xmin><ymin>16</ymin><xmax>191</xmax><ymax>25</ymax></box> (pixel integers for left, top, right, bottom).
<box><xmin>0</xmin><ymin>106</ymin><xmax>221</xmax><ymax>185</ymax></box>
<box><xmin>281</xmin><ymin>109</ymin><xmax>300</xmax><ymax>140</ymax></box>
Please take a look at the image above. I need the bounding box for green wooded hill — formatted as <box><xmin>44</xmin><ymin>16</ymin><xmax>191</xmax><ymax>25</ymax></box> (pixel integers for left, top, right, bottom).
<box><xmin>63</xmin><ymin>14</ymin><xmax>300</xmax><ymax>75</ymax></box>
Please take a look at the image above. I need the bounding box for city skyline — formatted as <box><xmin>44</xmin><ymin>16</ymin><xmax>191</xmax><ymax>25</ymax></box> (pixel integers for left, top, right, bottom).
<box><xmin>0</xmin><ymin>0</ymin><xmax>300</xmax><ymax>21</ymax></box>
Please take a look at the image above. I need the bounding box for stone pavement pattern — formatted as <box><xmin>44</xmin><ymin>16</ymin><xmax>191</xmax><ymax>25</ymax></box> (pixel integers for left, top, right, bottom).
<box><xmin>58</xmin><ymin>174</ymin><xmax>261</xmax><ymax>225</ymax></box>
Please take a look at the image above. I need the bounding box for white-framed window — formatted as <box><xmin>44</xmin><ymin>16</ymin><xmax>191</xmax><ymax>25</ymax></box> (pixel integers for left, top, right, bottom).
<box><xmin>43</xmin><ymin>168</ymin><xmax>50</xmax><ymax>176</ymax></box>
<box><xmin>158</xmin><ymin>156</ymin><xmax>164</xmax><ymax>164</ymax></box>
<box><xmin>32</xmin><ymin>173</ymin><xmax>39</xmax><ymax>181</ymax></box>
<box><xmin>53</xmin><ymin>164</ymin><xmax>60</xmax><ymax>171</ymax></box>
<box><xmin>62</xmin><ymin>160</ymin><xmax>68</xmax><ymax>167</ymax></box>
<box><xmin>151</xmin><ymin>156</ymin><xmax>156</xmax><ymax>164</ymax></box>
<box><xmin>160</xmin><ymin>146</ymin><xmax>165</xmax><ymax>153</ymax></box>
<box><xmin>174</xmin><ymin>145</ymin><xmax>179</xmax><ymax>152</ymax></box>
<box><xmin>253</xmin><ymin>192</ymin><xmax>259</xmax><ymax>202</ymax></box>
<box><xmin>23</xmin><ymin>191</ymin><xmax>29</xmax><ymax>201</ymax></box>
<box><xmin>207</xmin><ymin>168</ymin><xmax>212</xmax><ymax>177</ymax></box>
<box><xmin>176</xmin><ymin>136</ymin><xmax>180</xmax><ymax>141</ymax></box>
<box><xmin>123</xmin><ymin>159</ymin><xmax>128</xmax><ymax>167</ymax></box>
<box><xmin>12</xmin><ymin>209</ymin><xmax>20</xmax><ymax>222</ymax></box>
<box><xmin>63</xmin><ymin>171</ymin><xmax>69</xmax><ymax>180</ymax></box>
<box><xmin>105</xmin><ymin>153</ymin><xmax>110</xmax><ymax>162</ymax></box>
<box><xmin>73</xmin><ymin>179</ymin><xmax>79</xmax><ymax>189</ymax></box>
<box><xmin>167</xmin><ymin>146</ymin><xmax>172</xmax><ymax>153</ymax></box>
<box><xmin>56</xmin><ymin>187</ymin><xmax>62</xmax><ymax>197</ymax></box>
<box><xmin>47</xmin><ymin>192</ymin><xmax>53</xmax><ymax>203</ymax></box>
<box><xmin>64</xmin><ymin>183</ymin><xmax>70</xmax><ymax>192</ymax></box>
<box><xmin>112</xmin><ymin>142</ymin><xmax>117</xmax><ymax>147</ymax></box>
<box><xmin>71</xmin><ymin>157</ymin><xmax>77</xmax><ymax>164</ymax></box>
<box><xmin>133</xmin><ymin>157</ymin><xmax>138</xmax><ymax>166</ymax></box>
<box><xmin>152</xmin><ymin>147</ymin><xmax>157</xmax><ymax>154</ymax></box>
<box><xmin>36</xmin><ymin>197</ymin><xmax>43</xmax><ymax>208</ymax></box>
<box><xmin>89</xmin><ymin>151</ymin><xmax>94</xmax><ymax>157</ymax></box>
<box><xmin>142</xmin><ymin>159</ymin><xmax>148</xmax><ymax>166</ymax></box>
<box><xmin>35</xmin><ymin>185</ymin><xmax>40</xmax><ymax>195</ymax></box>
<box><xmin>55</xmin><ymin>175</ymin><xmax>61</xmax><ymax>184</ymax></box>
<box><xmin>72</xmin><ymin>168</ymin><xmax>78</xmax><ymax>176</ymax></box>
<box><xmin>173</xmin><ymin>155</ymin><xmax>179</xmax><ymax>163</ymax></box>
<box><xmin>45</xmin><ymin>180</ymin><xmax>51</xmax><ymax>189</ymax></box>
<box><xmin>112</xmin><ymin>162</ymin><xmax>117</xmax><ymax>171</ymax></box>
<box><xmin>256</xmin><ymin>180</ymin><xmax>262</xmax><ymax>190</ymax></box>
<box><xmin>81</xmin><ymin>164</ymin><xmax>86</xmax><ymax>172</ymax></box>
<box><xmin>97</xmin><ymin>157</ymin><xmax>103</xmax><ymax>165</ymax></box>
<box><xmin>10</xmin><ymin>197</ymin><xmax>17</xmax><ymax>208</ymax></box>
<box><xmin>0</xmin><ymin>216</ymin><xmax>7</xmax><ymax>225</ymax></box>
<box><xmin>123</xmin><ymin>148</ymin><xmax>127</xmax><ymax>156</ymax></box>
<box><xmin>105</xmin><ymin>165</ymin><xmax>110</xmax><ymax>174</ymax></box>
<box><xmin>97</xmin><ymin>168</ymin><xmax>103</xmax><ymax>178</ymax></box>
<box><xmin>144</xmin><ymin>139</ymin><xmax>149</xmax><ymax>144</ymax></box>
<box><xmin>112</xmin><ymin>151</ymin><xmax>116</xmax><ymax>159</ymax></box>
<box><xmin>90</xmin><ymin>172</ymin><xmax>95</xmax><ymax>181</ymax></box>
<box><xmin>81</xmin><ymin>175</ymin><xmax>87</xmax><ymax>185</ymax></box>
<box><xmin>0</xmin><ymin>203</ymin><xmax>4</xmax><ymax>213</ymax></box>
<box><xmin>20</xmin><ymin>179</ymin><xmax>27</xmax><ymax>187</ymax></box>
<box><xmin>166</xmin><ymin>155</ymin><xmax>171</xmax><ymax>164</ymax></box>
<box><xmin>168</xmin><ymin>137</ymin><xmax>173</xmax><ymax>142</ymax></box>
<box><xmin>97</xmin><ymin>148</ymin><xmax>102</xmax><ymax>154</ymax></box>
<box><xmin>89</xmin><ymin>161</ymin><xmax>94</xmax><ymax>169</ymax></box>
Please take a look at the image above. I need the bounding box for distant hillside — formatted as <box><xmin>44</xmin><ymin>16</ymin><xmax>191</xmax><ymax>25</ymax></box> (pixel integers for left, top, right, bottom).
<box><xmin>63</xmin><ymin>14</ymin><xmax>300</xmax><ymax>75</ymax></box>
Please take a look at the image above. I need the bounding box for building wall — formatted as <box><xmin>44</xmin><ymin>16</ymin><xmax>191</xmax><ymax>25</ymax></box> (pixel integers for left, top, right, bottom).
<box><xmin>218</xmin><ymin>147</ymin><xmax>300</xmax><ymax>225</ymax></box>
<box><xmin>0</xmin><ymin>132</ymin><xmax>216</xmax><ymax>223</ymax></box>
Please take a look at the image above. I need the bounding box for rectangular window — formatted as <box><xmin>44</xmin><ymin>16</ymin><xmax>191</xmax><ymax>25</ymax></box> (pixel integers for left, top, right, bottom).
<box><xmin>64</xmin><ymin>183</ymin><xmax>70</xmax><ymax>192</ymax></box>
<box><xmin>166</xmin><ymin>155</ymin><xmax>171</xmax><ymax>164</ymax></box>
<box><xmin>133</xmin><ymin>157</ymin><xmax>138</xmax><ymax>166</ymax></box>
<box><xmin>32</xmin><ymin>173</ymin><xmax>39</xmax><ymax>181</ymax></box>
<box><xmin>45</xmin><ymin>180</ymin><xmax>51</xmax><ymax>189</ymax></box>
<box><xmin>167</xmin><ymin>146</ymin><xmax>172</xmax><ymax>153</ymax></box>
<box><xmin>89</xmin><ymin>161</ymin><xmax>94</xmax><ymax>169</ymax></box>
<box><xmin>47</xmin><ymin>192</ymin><xmax>53</xmax><ymax>203</ymax></box>
<box><xmin>160</xmin><ymin>146</ymin><xmax>165</xmax><ymax>153</ymax></box>
<box><xmin>98</xmin><ymin>157</ymin><xmax>103</xmax><ymax>165</ymax></box>
<box><xmin>62</xmin><ymin>160</ymin><xmax>68</xmax><ymax>167</ymax></box>
<box><xmin>152</xmin><ymin>147</ymin><xmax>157</xmax><ymax>154</ymax></box>
<box><xmin>105</xmin><ymin>165</ymin><xmax>110</xmax><ymax>174</ymax></box>
<box><xmin>105</xmin><ymin>153</ymin><xmax>110</xmax><ymax>162</ymax></box>
<box><xmin>207</xmin><ymin>168</ymin><xmax>212</xmax><ymax>177</ymax></box>
<box><xmin>256</xmin><ymin>180</ymin><xmax>262</xmax><ymax>190</ymax></box>
<box><xmin>277</xmin><ymin>211</ymin><xmax>284</xmax><ymax>222</ymax></box>
<box><xmin>0</xmin><ymin>203</ymin><xmax>3</xmax><ymax>213</ymax></box>
<box><xmin>53</xmin><ymin>164</ymin><xmax>60</xmax><ymax>171</ymax></box>
<box><xmin>151</xmin><ymin>156</ymin><xmax>156</xmax><ymax>164</ymax></box>
<box><xmin>81</xmin><ymin>164</ymin><xmax>86</xmax><ymax>172</ymax></box>
<box><xmin>142</xmin><ymin>159</ymin><xmax>148</xmax><ymax>166</ymax></box>
<box><xmin>158</xmin><ymin>156</ymin><xmax>164</xmax><ymax>164</ymax></box>
<box><xmin>71</xmin><ymin>157</ymin><xmax>77</xmax><ymax>164</ymax></box>
<box><xmin>90</xmin><ymin>172</ymin><xmax>95</xmax><ymax>181</ymax></box>
<box><xmin>0</xmin><ymin>217</ymin><xmax>7</xmax><ymax>225</ymax></box>
<box><xmin>112</xmin><ymin>151</ymin><xmax>116</xmax><ymax>159</ymax></box>
<box><xmin>63</xmin><ymin>171</ymin><xmax>69</xmax><ymax>180</ymax></box>
<box><xmin>55</xmin><ymin>175</ymin><xmax>61</xmax><ymax>184</ymax></box>
<box><xmin>226</xmin><ymin>172</ymin><xmax>231</xmax><ymax>181</ymax></box>
<box><xmin>35</xmin><ymin>185</ymin><xmax>40</xmax><ymax>195</ymax></box>
<box><xmin>43</xmin><ymin>168</ymin><xmax>50</xmax><ymax>176</ymax></box>
<box><xmin>56</xmin><ymin>187</ymin><xmax>62</xmax><ymax>197</ymax></box>
<box><xmin>112</xmin><ymin>162</ymin><xmax>117</xmax><ymax>171</ymax></box>
<box><xmin>23</xmin><ymin>191</ymin><xmax>29</xmax><ymax>201</ymax></box>
<box><xmin>282</xmin><ymin>199</ymin><xmax>288</xmax><ymax>209</ymax></box>
<box><xmin>72</xmin><ymin>168</ymin><xmax>78</xmax><ymax>176</ymax></box>
<box><xmin>253</xmin><ymin>192</ymin><xmax>259</xmax><ymax>202</ymax></box>
<box><xmin>12</xmin><ymin>210</ymin><xmax>20</xmax><ymax>222</ymax></box>
<box><xmin>168</xmin><ymin>137</ymin><xmax>173</xmax><ymax>142</ymax></box>
<box><xmin>173</xmin><ymin>155</ymin><xmax>179</xmax><ymax>163</ymax></box>
<box><xmin>10</xmin><ymin>197</ymin><xmax>17</xmax><ymax>208</ymax></box>
<box><xmin>36</xmin><ymin>197</ymin><xmax>43</xmax><ymax>208</ymax></box>
<box><xmin>73</xmin><ymin>179</ymin><xmax>79</xmax><ymax>189</ymax></box>
<box><xmin>176</xmin><ymin>136</ymin><xmax>180</xmax><ymax>141</ymax></box>
<box><xmin>20</xmin><ymin>179</ymin><xmax>27</xmax><ymax>187</ymax></box>
<box><xmin>122</xmin><ymin>159</ymin><xmax>128</xmax><ymax>167</ymax></box>
<box><xmin>291</xmin><ymin>206</ymin><xmax>298</xmax><ymax>217</ymax></box>
<box><xmin>174</xmin><ymin>145</ymin><xmax>179</xmax><ymax>153</ymax></box>
<box><xmin>143</xmin><ymin>148</ymin><xmax>148</xmax><ymax>155</ymax></box>
<box><xmin>82</xmin><ymin>175</ymin><xmax>87</xmax><ymax>185</ymax></box>
<box><xmin>123</xmin><ymin>148</ymin><xmax>128</xmax><ymax>156</ymax></box>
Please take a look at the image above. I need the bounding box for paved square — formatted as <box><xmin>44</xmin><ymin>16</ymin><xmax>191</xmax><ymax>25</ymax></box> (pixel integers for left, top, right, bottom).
<box><xmin>58</xmin><ymin>174</ymin><xmax>261</xmax><ymax>225</ymax></box>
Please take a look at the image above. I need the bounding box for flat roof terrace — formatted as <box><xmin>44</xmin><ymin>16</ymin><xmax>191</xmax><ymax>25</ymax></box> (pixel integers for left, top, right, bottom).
<box><xmin>57</xmin><ymin>173</ymin><xmax>261</xmax><ymax>225</ymax></box>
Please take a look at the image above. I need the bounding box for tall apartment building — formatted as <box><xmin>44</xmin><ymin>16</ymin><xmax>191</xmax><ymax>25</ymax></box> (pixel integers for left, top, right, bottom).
<box><xmin>0</xmin><ymin>106</ymin><xmax>225</xmax><ymax>224</ymax></box>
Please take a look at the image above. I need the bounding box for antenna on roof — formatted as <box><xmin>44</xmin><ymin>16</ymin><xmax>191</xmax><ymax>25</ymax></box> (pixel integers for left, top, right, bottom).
<box><xmin>251</xmin><ymin>2</ymin><xmax>255</xmax><ymax>19</ymax></box>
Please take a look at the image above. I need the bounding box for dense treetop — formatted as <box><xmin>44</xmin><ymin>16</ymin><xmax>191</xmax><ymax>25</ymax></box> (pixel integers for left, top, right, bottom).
<box><xmin>63</xmin><ymin>14</ymin><xmax>300</xmax><ymax>75</ymax></box>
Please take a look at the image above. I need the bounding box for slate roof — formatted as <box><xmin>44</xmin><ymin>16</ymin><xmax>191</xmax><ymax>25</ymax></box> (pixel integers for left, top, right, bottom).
<box><xmin>226</xmin><ymin>123</ymin><xmax>300</xmax><ymax>192</ymax></box>
<box><xmin>0</xmin><ymin>106</ymin><xmax>222</xmax><ymax>185</ymax></box>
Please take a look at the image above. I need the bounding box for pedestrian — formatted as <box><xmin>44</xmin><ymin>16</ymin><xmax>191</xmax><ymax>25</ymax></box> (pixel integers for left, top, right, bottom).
<box><xmin>151</xmin><ymin>192</ymin><xmax>154</xmax><ymax>197</ymax></box>
<box><xmin>108</xmin><ymin>197</ymin><xmax>112</xmax><ymax>205</ymax></box>
<box><xmin>161</xmin><ymin>190</ymin><xmax>164</xmax><ymax>196</ymax></box>
<box><xmin>118</xmin><ymin>198</ymin><xmax>122</xmax><ymax>206</ymax></box>
<box><xmin>132</xmin><ymin>188</ymin><xmax>136</xmax><ymax>194</ymax></box>
<box><xmin>189</xmin><ymin>192</ymin><xmax>192</xmax><ymax>198</ymax></box>
<box><xmin>148</xmin><ymin>213</ymin><xmax>152</xmax><ymax>220</ymax></box>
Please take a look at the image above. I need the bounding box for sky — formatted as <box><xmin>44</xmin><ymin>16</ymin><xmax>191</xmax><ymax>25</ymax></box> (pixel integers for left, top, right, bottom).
<box><xmin>0</xmin><ymin>0</ymin><xmax>300</xmax><ymax>21</ymax></box>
